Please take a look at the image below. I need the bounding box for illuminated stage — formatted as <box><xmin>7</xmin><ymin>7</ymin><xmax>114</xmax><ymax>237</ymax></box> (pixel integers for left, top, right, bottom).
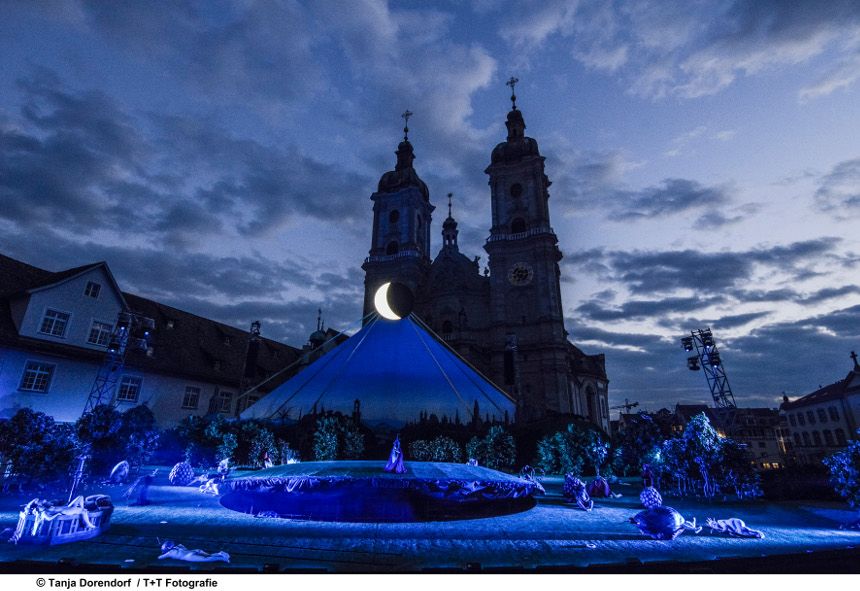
<box><xmin>220</xmin><ymin>461</ymin><xmax>543</xmax><ymax>522</ymax></box>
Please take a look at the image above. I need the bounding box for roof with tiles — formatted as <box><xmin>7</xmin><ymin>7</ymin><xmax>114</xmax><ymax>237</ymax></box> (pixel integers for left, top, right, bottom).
<box><xmin>780</xmin><ymin>375</ymin><xmax>857</xmax><ymax>411</ymax></box>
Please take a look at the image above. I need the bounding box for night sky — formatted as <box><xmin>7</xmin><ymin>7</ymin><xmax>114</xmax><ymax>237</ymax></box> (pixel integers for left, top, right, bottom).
<box><xmin>1</xmin><ymin>1</ymin><xmax>858</xmax><ymax>412</ymax></box>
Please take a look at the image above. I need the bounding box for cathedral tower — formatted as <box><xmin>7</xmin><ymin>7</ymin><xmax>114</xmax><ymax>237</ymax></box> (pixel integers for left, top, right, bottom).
<box><xmin>483</xmin><ymin>79</ymin><xmax>572</xmax><ymax>420</ymax></box>
<box><xmin>362</xmin><ymin>112</ymin><xmax>435</xmax><ymax>318</ymax></box>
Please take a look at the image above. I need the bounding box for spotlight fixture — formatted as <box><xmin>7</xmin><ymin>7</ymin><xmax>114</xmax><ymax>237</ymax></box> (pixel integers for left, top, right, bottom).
<box><xmin>680</xmin><ymin>327</ymin><xmax>736</xmax><ymax>408</ymax></box>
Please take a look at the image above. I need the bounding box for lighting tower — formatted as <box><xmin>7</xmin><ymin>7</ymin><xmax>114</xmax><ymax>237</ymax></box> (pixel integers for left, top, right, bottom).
<box><xmin>681</xmin><ymin>327</ymin><xmax>736</xmax><ymax>408</ymax></box>
<box><xmin>83</xmin><ymin>310</ymin><xmax>154</xmax><ymax>414</ymax></box>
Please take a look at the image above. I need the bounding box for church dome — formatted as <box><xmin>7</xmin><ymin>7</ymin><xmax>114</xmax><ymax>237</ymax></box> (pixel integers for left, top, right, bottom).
<box><xmin>377</xmin><ymin>139</ymin><xmax>430</xmax><ymax>200</ymax></box>
<box><xmin>309</xmin><ymin>329</ymin><xmax>326</xmax><ymax>347</ymax></box>
<box><xmin>490</xmin><ymin>109</ymin><xmax>541</xmax><ymax>164</ymax></box>
<box><xmin>490</xmin><ymin>137</ymin><xmax>540</xmax><ymax>164</ymax></box>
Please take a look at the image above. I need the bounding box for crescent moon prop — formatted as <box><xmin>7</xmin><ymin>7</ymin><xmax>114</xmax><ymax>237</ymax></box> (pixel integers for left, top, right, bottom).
<box><xmin>374</xmin><ymin>282</ymin><xmax>401</xmax><ymax>320</ymax></box>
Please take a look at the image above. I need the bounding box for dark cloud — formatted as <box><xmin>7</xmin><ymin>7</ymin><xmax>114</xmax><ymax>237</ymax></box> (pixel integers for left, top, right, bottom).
<box><xmin>606</xmin><ymin>239</ymin><xmax>836</xmax><ymax>294</ymax></box>
<box><xmin>612</xmin><ymin>178</ymin><xmax>731</xmax><ymax>221</ymax></box>
<box><xmin>657</xmin><ymin>311</ymin><xmax>770</xmax><ymax>333</ymax></box>
<box><xmin>79</xmin><ymin>0</ymin><xmax>324</xmax><ymax>104</ymax></box>
<box><xmin>729</xmin><ymin>288</ymin><xmax>801</xmax><ymax>302</ymax></box>
<box><xmin>0</xmin><ymin>70</ymin><xmax>375</xmax><ymax>248</ymax></box>
<box><xmin>499</xmin><ymin>0</ymin><xmax>860</xmax><ymax>99</ymax></box>
<box><xmin>799</xmin><ymin>285</ymin><xmax>860</xmax><ymax>305</ymax></box>
<box><xmin>0</xmin><ymin>68</ymin><xmax>150</xmax><ymax>233</ymax></box>
<box><xmin>814</xmin><ymin>158</ymin><xmax>860</xmax><ymax>216</ymax></box>
<box><xmin>723</xmin><ymin>305</ymin><xmax>860</xmax><ymax>398</ymax></box>
<box><xmin>575</xmin><ymin>295</ymin><xmax>724</xmax><ymax>322</ymax></box>
<box><xmin>547</xmin><ymin>150</ymin><xmax>737</xmax><ymax>226</ymax></box>
<box><xmin>568</xmin><ymin>302</ymin><xmax>860</xmax><ymax>410</ymax></box>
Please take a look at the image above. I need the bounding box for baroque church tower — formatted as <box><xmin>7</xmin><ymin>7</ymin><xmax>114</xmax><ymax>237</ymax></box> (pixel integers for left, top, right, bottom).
<box><xmin>362</xmin><ymin>112</ymin><xmax>435</xmax><ymax>318</ymax></box>
<box><xmin>483</xmin><ymin>80</ymin><xmax>570</xmax><ymax>421</ymax></box>
<box><xmin>361</xmin><ymin>88</ymin><xmax>609</xmax><ymax>431</ymax></box>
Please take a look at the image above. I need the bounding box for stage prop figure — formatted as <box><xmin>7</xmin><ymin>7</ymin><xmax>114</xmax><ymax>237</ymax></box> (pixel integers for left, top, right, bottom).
<box><xmin>385</xmin><ymin>436</ymin><xmax>406</xmax><ymax>474</ymax></box>
<box><xmin>108</xmin><ymin>461</ymin><xmax>130</xmax><ymax>484</ymax></box>
<box><xmin>705</xmin><ymin>517</ymin><xmax>764</xmax><ymax>538</ymax></box>
<box><xmin>641</xmin><ymin>464</ymin><xmax>655</xmax><ymax>489</ymax></box>
<box><xmin>10</xmin><ymin>495</ymin><xmax>113</xmax><ymax>545</ymax></box>
<box><xmin>125</xmin><ymin>469</ymin><xmax>157</xmax><ymax>506</ymax></box>
<box><xmin>168</xmin><ymin>461</ymin><xmax>195</xmax><ymax>486</ymax></box>
<box><xmin>159</xmin><ymin>540</ymin><xmax>230</xmax><ymax>563</ymax></box>
<box><xmin>630</xmin><ymin>506</ymin><xmax>701</xmax><ymax>540</ymax></box>
<box><xmin>467</xmin><ymin>458</ymin><xmax>478</xmax><ymax>467</ymax></box>
<box><xmin>640</xmin><ymin>487</ymin><xmax>663</xmax><ymax>509</ymax></box>
<box><xmin>563</xmin><ymin>475</ymin><xmax>593</xmax><ymax>511</ymax></box>
<box><xmin>587</xmin><ymin>476</ymin><xmax>621</xmax><ymax>499</ymax></box>
<box><xmin>18</xmin><ymin>496</ymin><xmax>96</xmax><ymax>537</ymax></box>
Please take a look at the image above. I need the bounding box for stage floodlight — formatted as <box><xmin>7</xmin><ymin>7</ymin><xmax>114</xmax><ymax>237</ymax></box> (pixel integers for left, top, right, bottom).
<box><xmin>687</xmin><ymin>356</ymin><xmax>700</xmax><ymax>371</ymax></box>
<box><xmin>681</xmin><ymin>336</ymin><xmax>694</xmax><ymax>351</ymax></box>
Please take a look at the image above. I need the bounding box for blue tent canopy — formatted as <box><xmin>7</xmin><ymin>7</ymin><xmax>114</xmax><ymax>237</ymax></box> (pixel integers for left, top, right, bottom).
<box><xmin>241</xmin><ymin>315</ymin><xmax>516</xmax><ymax>425</ymax></box>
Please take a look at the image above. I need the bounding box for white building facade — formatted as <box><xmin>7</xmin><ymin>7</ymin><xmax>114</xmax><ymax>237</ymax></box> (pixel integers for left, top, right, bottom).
<box><xmin>0</xmin><ymin>254</ymin><xmax>298</xmax><ymax>427</ymax></box>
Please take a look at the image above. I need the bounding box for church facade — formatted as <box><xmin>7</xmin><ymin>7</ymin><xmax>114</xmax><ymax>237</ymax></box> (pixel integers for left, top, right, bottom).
<box><xmin>362</xmin><ymin>98</ymin><xmax>610</xmax><ymax>432</ymax></box>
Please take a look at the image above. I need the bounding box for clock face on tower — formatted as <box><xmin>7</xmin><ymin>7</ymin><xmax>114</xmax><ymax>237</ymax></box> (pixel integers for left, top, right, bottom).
<box><xmin>507</xmin><ymin>262</ymin><xmax>534</xmax><ymax>286</ymax></box>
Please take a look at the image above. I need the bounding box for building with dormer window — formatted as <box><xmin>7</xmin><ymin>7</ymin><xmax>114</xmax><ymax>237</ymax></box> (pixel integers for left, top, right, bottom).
<box><xmin>0</xmin><ymin>254</ymin><xmax>301</xmax><ymax>426</ymax></box>
<box><xmin>780</xmin><ymin>354</ymin><xmax>860</xmax><ymax>465</ymax></box>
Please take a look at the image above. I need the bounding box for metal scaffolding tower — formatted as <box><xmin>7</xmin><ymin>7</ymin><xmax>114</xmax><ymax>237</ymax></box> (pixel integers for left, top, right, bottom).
<box><xmin>83</xmin><ymin>310</ymin><xmax>154</xmax><ymax>415</ymax></box>
<box><xmin>681</xmin><ymin>327</ymin><xmax>736</xmax><ymax>409</ymax></box>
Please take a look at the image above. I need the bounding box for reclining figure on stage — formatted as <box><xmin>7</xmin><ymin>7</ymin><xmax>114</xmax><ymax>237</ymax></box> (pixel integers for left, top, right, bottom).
<box><xmin>158</xmin><ymin>540</ymin><xmax>231</xmax><ymax>563</ymax></box>
<box><xmin>705</xmin><ymin>517</ymin><xmax>764</xmax><ymax>538</ymax></box>
<box><xmin>20</xmin><ymin>496</ymin><xmax>97</xmax><ymax>537</ymax></box>
<box><xmin>563</xmin><ymin>475</ymin><xmax>593</xmax><ymax>511</ymax></box>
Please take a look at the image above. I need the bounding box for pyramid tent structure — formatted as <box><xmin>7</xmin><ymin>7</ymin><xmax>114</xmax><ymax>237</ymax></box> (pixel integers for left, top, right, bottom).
<box><xmin>241</xmin><ymin>314</ymin><xmax>516</xmax><ymax>425</ymax></box>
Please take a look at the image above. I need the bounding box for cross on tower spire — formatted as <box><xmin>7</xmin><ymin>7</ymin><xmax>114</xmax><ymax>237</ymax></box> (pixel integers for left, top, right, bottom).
<box><xmin>447</xmin><ymin>192</ymin><xmax>453</xmax><ymax>218</ymax></box>
<box><xmin>852</xmin><ymin>350</ymin><xmax>859</xmax><ymax>369</ymax></box>
<box><xmin>506</xmin><ymin>76</ymin><xmax>519</xmax><ymax>110</ymax></box>
<box><xmin>401</xmin><ymin>109</ymin><xmax>413</xmax><ymax>140</ymax></box>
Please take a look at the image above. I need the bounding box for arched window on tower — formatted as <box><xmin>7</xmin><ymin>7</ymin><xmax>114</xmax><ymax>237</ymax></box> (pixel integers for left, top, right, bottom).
<box><xmin>836</xmin><ymin>429</ymin><xmax>847</xmax><ymax>446</ymax></box>
<box><xmin>386</xmin><ymin>241</ymin><xmax>399</xmax><ymax>255</ymax></box>
<box><xmin>586</xmin><ymin>386</ymin><xmax>596</xmax><ymax>422</ymax></box>
<box><xmin>511</xmin><ymin>217</ymin><xmax>526</xmax><ymax>234</ymax></box>
<box><xmin>389</xmin><ymin>210</ymin><xmax>400</xmax><ymax>224</ymax></box>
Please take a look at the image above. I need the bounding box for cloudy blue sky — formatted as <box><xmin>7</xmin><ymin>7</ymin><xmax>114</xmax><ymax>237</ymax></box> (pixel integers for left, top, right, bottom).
<box><xmin>1</xmin><ymin>1</ymin><xmax>858</xmax><ymax>412</ymax></box>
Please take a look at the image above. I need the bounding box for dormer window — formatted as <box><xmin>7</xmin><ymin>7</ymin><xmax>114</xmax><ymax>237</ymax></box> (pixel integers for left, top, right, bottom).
<box><xmin>84</xmin><ymin>281</ymin><xmax>101</xmax><ymax>298</ymax></box>
<box><xmin>166</xmin><ymin>319</ymin><xmax>175</xmax><ymax>329</ymax></box>
<box><xmin>39</xmin><ymin>309</ymin><xmax>70</xmax><ymax>337</ymax></box>
<box><xmin>223</xmin><ymin>335</ymin><xmax>232</xmax><ymax>346</ymax></box>
<box><xmin>88</xmin><ymin>321</ymin><xmax>113</xmax><ymax>346</ymax></box>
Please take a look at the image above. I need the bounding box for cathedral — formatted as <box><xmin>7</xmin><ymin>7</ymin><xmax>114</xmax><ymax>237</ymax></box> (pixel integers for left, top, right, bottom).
<box><xmin>361</xmin><ymin>88</ymin><xmax>610</xmax><ymax>432</ymax></box>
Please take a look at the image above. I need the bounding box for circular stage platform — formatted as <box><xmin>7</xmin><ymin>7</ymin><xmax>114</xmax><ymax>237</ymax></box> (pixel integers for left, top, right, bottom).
<box><xmin>220</xmin><ymin>460</ymin><xmax>543</xmax><ymax>523</ymax></box>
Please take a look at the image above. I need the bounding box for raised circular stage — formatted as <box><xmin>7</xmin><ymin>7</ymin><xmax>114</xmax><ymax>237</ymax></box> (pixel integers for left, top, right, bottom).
<box><xmin>220</xmin><ymin>460</ymin><xmax>543</xmax><ymax>523</ymax></box>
